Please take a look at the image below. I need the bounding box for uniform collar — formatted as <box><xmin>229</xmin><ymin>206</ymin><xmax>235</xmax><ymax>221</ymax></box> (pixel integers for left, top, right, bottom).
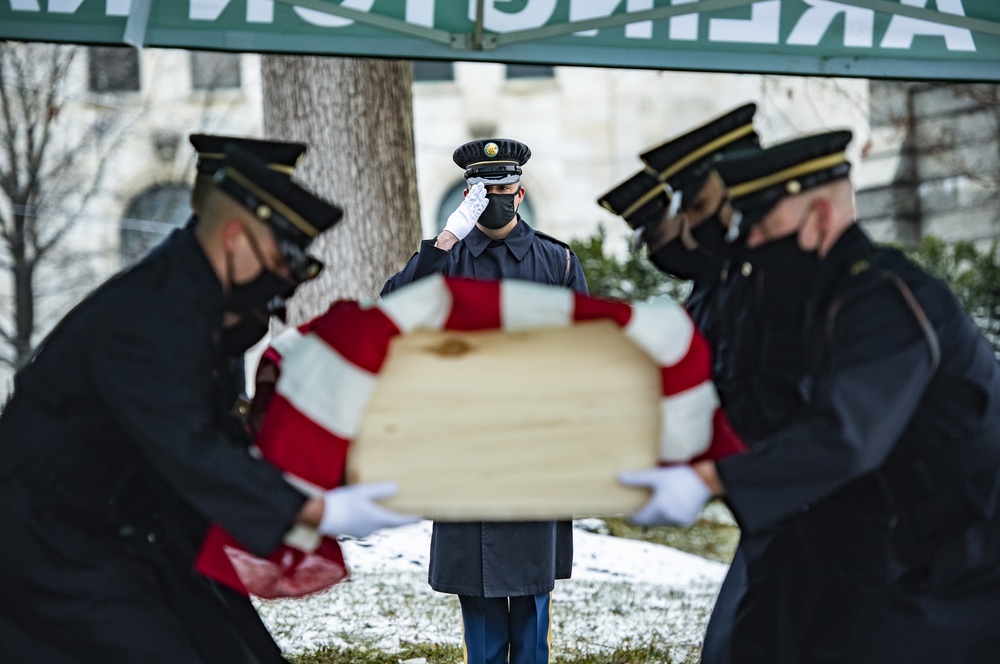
<box><xmin>169</xmin><ymin>223</ymin><xmax>227</xmax><ymax>318</ymax></box>
<box><xmin>463</xmin><ymin>216</ymin><xmax>535</xmax><ymax>260</ymax></box>
<box><xmin>813</xmin><ymin>222</ymin><xmax>871</xmax><ymax>303</ymax></box>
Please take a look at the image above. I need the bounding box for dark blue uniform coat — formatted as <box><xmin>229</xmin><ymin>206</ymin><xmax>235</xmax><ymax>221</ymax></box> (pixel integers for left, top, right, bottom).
<box><xmin>0</xmin><ymin>229</ymin><xmax>306</xmax><ymax>663</ymax></box>
<box><xmin>381</xmin><ymin>218</ymin><xmax>587</xmax><ymax>597</ymax></box>
<box><xmin>716</xmin><ymin>224</ymin><xmax>1000</xmax><ymax>662</ymax></box>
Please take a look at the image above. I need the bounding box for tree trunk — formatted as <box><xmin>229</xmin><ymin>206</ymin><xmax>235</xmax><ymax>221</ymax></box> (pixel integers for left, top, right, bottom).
<box><xmin>261</xmin><ymin>56</ymin><xmax>421</xmax><ymax>325</ymax></box>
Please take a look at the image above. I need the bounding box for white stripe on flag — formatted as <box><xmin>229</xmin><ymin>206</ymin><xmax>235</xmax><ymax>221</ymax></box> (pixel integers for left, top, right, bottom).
<box><xmin>658</xmin><ymin>382</ymin><xmax>720</xmax><ymax>462</ymax></box>
<box><xmin>270</xmin><ymin>327</ymin><xmax>304</xmax><ymax>359</ymax></box>
<box><xmin>377</xmin><ymin>274</ymin><xmax>452</xmax><ymax>333</ymax></box>
<box><xmin>281</xmin><ymin>472</ymin><xmax>324</xmax><ymax>552</ymax></box>
<box><xmin>276</xmin><ymin>334</ymin><xmax>378</xmax><ymax>439</ymax></box>
<box><xmin>501</xmin><ymin>280</ymin><xmax>574</xmax><ymax>331</ymax></box>
<box><xmin>282</xmin><ymin>523</ymin><xmax>321</xmax><ymax>552</ymax></box>
<box><xmin>624</xmin><ymin>300</ymin><xmax>693</xmax><ymax>367</ymax></box>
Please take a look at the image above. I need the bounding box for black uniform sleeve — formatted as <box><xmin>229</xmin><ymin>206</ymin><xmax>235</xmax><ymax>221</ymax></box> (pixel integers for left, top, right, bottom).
<box><xmin>566</xmin><ymin>252</ymin><xmax>589</xmax><ymax>296</ymax></box>
<box><xmin>380</xmin><ymin>240</ymin><xmax>450</xmax><ymax>296</ymax></box>
<box><xmin>86</xmin><ymin>305</ymin><xmax>306</xmax><ymax>557</ymax></box>
<box><xmin>717</xmin><ymin>276</ymin><xmax>937</xmax><ymax>534</ymax></box>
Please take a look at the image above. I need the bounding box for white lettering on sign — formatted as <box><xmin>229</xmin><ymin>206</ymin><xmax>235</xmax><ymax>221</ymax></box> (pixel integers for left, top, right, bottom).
<box><xmin>669</xmin><ymin>0</ymin><xmax>699</xmax><ymax>41</ymax></box>
<box><xmin>881</xmin><ymin>0</ymin><xmax>975</xmax><ymax>51</ymax></box>
<box><xmin>9</xmin><ymin>0</ymin><xmax>129</xmax><ymax>13</ymax></box>
<box><xmin>571</xmin><ymin>0</ymin><xmax>654</xmax><ymax>39</ymax></box>
<box><xmin>190</xmin><ymin>0</ymin><xmax>273</xmax><ymax>22</ymax></box>
<box><xmin>49</xmin><ymin>0</ymin><xmax>85</xmax><ymax>11</ymax></box>
<box><xmin>477</xmin><ymin>0</ymin><xmax>557</xmax><ymax>33</ymax></box>
<box><xmin>709</xmin><ymin>0</ymin><xmax>780</xmax><ymax>44</ymax></box>
<box><xmin>295</xmin><ymin>0</ymin><xmax>374</xmax><ymax>27</ymax></box>
<box><xmin>788</xmin><ymin>1</ymin><xmax>874</xmax><ymax>48</ymax></box>
<box><xmin>406</xmin><ymin>0</ymin><xmax>435</xmax><ymax>27</ymax></box>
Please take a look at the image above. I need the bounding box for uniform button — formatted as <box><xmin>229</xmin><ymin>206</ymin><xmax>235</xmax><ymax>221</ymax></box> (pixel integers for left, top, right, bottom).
<box><xmin>147</xmin><ymin>533</ymin><xmax>157</xmax><ymax>543</ymax></box>
<box><xmin>741</xmin><ymin>262</ymin><xmax>753</xmax><ymax>277</ymax></box>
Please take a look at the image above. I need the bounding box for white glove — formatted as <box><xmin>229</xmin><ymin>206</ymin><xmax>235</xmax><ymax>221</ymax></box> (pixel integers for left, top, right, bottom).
<box><xmin>318</xmin><ymin>481</ymin><xmax>419</xmax><ymax>539</ymax></box>
<box><xmin>619</xmin><ymin>465</ymin><xmax>712</xmax><ymax>527</ymax></box>
<box><xmin>443</xmin><ymin>182</ymin><xmax>488</xmax><ymax>240</ymax></box>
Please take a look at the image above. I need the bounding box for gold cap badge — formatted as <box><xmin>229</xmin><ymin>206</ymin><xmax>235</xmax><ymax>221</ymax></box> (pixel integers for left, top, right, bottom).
<box><xmin>484</xmin><ymin>142</ymin><xmax>499</xmax><ymax>158</ymax></box>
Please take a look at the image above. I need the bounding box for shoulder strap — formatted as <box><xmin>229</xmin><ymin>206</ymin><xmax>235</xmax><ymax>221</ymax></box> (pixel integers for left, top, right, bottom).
<box><xmin>825</xmin><ymin>256</ymin><xmax>940</xmax><ymax>372</ymax></box>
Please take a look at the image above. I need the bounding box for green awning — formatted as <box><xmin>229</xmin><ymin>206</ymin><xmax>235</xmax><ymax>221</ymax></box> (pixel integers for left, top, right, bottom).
<box><xmin>2</xmin><ymin>0</ymin><xmax>999</xmax><ymax>81</ymax></box>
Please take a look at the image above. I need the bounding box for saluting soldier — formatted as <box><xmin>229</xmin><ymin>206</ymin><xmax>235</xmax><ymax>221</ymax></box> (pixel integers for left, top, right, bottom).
<box><xmin>0</xmin><ymin>145</ymin><xmax>417</xmax><ymax>663</ymax></box>
<box><xmin>381</xmin><ymin>138</ymin><xmax>588</xmax><ymax>664</ymax></box>
<box><xmin>624</xmin><ymin>130</ymin><xmax>1000</xmax><ymax>662</ymax></box>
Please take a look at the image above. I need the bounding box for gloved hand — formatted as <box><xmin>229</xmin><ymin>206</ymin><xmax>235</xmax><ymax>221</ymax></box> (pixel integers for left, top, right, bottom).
<box><xmin>318</xmin><ymin>481</ymin><xmax>420</xmax><ymax>539</ymax></box>
<box><xmin>443</xmin><ymin>182</ymin><xmax>489</xmax><ymax>240</ymax></box>
<box><xmin>619</xmin><ymin>465</ymin><xmax>712</xmax><ymax>527</ymax></box>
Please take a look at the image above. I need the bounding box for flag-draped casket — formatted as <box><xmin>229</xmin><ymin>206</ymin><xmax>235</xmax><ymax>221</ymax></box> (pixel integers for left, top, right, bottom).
<box><xmin>195</xmin><ymin>276</ymin><xmax>745</xmax><ymax>598</ymax></box>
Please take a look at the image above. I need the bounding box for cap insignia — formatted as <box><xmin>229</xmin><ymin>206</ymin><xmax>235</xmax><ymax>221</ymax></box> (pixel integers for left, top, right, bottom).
<box><xmin>484</xmin><ymin>142</ymin><xmax>499</xmax><ymax>158</ymax></box>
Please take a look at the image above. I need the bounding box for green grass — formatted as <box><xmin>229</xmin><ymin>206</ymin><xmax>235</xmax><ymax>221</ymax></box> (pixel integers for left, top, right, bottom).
<box><xmin>289</xmin><ymin>640</ymin><xmax>700</xmax><ymax>664</ymax></box>
<box><xmin>601</xmin><ymin>512</ymin><xmax>740</xmax><ymax>564</ymax></box>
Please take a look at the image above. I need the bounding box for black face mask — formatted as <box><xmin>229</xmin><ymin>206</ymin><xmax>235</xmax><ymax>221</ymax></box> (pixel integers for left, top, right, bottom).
<box><xmin>649</xmin><ymin>238</ymin><xmax>717</xmax><ymax>281</ymax></box>
<box><xmin>744</xmin><ymin>233</ymin><xmax>820</xmax><ymax>300</ymax></box>
<box><xmin>225</xmin><ymin>269</ymin><xmax>296</xmax><ymax>314</ymax></box>
<box><xmin>221</xmin><ymin>313</ymin><xmax>270</xmax><ymax>355</ymax></box>
<box><xmin>690</xmin><ymin>214</ymin><xmax>746</xmax><ymax>263</ymax></box>
<box><xmin>478</xmin><ymin>192</ymin><xmax>518</xmax><ymax>230</ymax></box>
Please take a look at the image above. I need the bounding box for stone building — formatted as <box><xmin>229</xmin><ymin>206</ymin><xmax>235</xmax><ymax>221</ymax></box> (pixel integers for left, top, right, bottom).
<box><xmin>13</xmin><ymin>42</ymin><xmax>998</xmax><ymax>396</ymax></box>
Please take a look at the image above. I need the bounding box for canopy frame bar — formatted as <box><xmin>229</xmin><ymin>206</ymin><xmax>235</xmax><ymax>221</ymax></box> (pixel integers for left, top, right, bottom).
<box><xmin>123</xmin><ymin>0</ymin><xmax>151</xmax><ymax>48</ymax></box>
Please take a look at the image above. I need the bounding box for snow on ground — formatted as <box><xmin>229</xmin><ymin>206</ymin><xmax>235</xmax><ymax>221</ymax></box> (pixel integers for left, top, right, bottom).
<box><xmin>257</xmin><ymin>520</ymin><xmax>728</xmax><ymax>660</ymax></box>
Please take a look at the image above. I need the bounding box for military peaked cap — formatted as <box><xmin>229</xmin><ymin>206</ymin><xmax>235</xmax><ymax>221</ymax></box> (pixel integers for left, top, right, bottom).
<box><xmin>717</xmin><ymin>129</ymin><xmax>853</xmax><ymax>240</ymax></box>
<box><xmin>214</xmin><ymin>145</ymin><xmax>343</xmax><ymax>281</ymax></box>
<box><xmin>640</xmin><ymin>102</ymin><xmax>759</xmax><ymax>204</ymax></box>
<box><xmin>189</xmin><ymin>133</ymin><xmax>307</xmax><ymax>176</ymax></box>
<box><xmin>453</xmin><ymin>138</ymin><xmax>531</xmax><ymax>185</ymax></box>
<box><xmin>596</xmin><ymin>169</ymin><xmax>670</xmax><ymax>234</ymax></box>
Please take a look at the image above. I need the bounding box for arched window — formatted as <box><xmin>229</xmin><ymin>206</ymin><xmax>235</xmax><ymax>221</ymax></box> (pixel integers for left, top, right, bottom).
<box><xmin>120</xmin><ymin>184</ymin><xmax>191</xmax><ymax>265</ymax></box>
<box><xmin>435</xmin><ymin>181</ymin><xmax>536</xmax><ymax>234</ymax></box>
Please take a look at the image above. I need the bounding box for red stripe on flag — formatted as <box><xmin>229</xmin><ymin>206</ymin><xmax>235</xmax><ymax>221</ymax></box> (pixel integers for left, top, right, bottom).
<box><xmin>195</xmin><ymin>527</ymin><xmax>249</xmax><ymax>595</ymax></box>
<box><xmin>690</xmin><ymin>408</ymin><xmax>747</xmax><ymax>462</ymax></box>
<box><xmin>255</xmin><ymin>394</ymin><xmax>351</xmax><ymax>490</ymax></box>
<box><xmin>660</xmin><ymin>328</ymin><xmax>711</xmax><ymax>396</ymax></box>
<box><xmin>195</xmin><ymin>527</ymin><xmax>349</xmax><ymax>600</ymax></box>
<box><xmin>310</xmin><ymin>301</ymin><xmax>400</xmax><ymax>374</ymax></box>
<box><xmin>445</xmin><ymin>278</ymin><xmax>502</xmax><ymax>330</ymax></box>
<box><xmin>572</xmin><ymin>292</ymin><xmax>633</xmax><ymax>327</ymax></box>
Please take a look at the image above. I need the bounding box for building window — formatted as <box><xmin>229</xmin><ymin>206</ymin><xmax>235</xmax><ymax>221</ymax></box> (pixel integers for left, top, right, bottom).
<box><xmin>88</xmin><ymin>46</ymin><xmax>140</xmax><ymax>92</ymax></box>
<box><xmin>190</xmin><ymin>51</ymin><xmax>242</xmax><ymax>90</ymax></box>
<box><xmin>505</xmin><ymin>64</ymin><xmax>554</xmax><ymax>80</ymax></box>
<box><xmin>120</xmin><ymin>184</ymin><xmax>191</xmax><ymax>265</ymax></box>
<box><xmin>435</xmin><ymin>181</ymin><xmax>535</xmax><ymax>233</ymax></box>
<box><xmin>413</xmin><ymin>60</ymin><xmax>454</xmax><ymax>82</ymax></box>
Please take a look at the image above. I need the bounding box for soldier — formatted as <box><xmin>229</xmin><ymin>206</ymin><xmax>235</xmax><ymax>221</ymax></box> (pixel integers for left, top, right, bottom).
<box><xmin>187</xmin><ymin>133</ymin><xmax>310</xmax><ymax>446</ymax></box>
<box><xmin>624</xmin><ymin>130</ymin><xmax>1000</xmax><ymax>662</ymax></box>
<box><xmin>382</xmin><ymin>138</ymin><xmax>588</xmax><ymax>664</ymax></box>
<box><xmin>601</xmin><ymin>107</ymin><xmax>814</xmax><ymax>664</ymax></box>
<box><xmin>0</xmin><ymin>145</ymin><xmax>417</xmax><ymax>663</ymax></box>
